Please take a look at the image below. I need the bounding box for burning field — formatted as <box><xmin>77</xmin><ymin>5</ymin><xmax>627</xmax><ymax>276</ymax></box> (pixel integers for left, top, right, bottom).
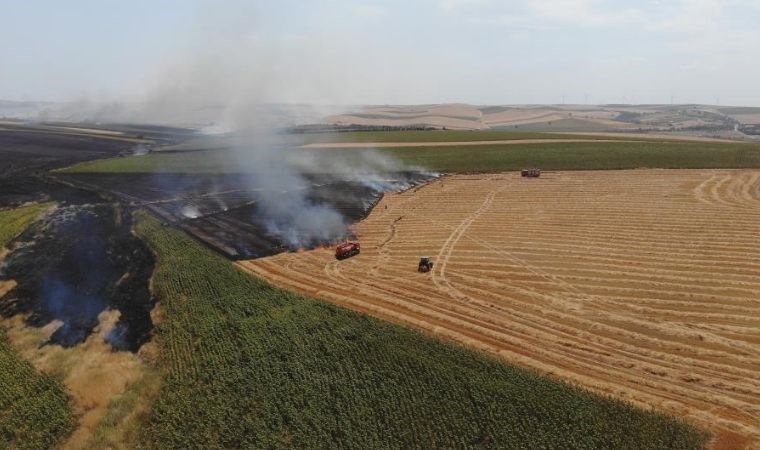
<box><xmin>60</xmin><ymin>155</ymin><xmax>435</xmax><ymax>259</ymax></box>
<box><xmin>0</xmin><ymin>203</ymin><xmax>155</xmax><ymax>350</ymax></box>
<box><xmin>242</xmin><ymin>169</ymin><xmax>760</xmax><ymax>447</ymax></box>
<box><xmin>0</xmin><ymin>125</ymin><xmax>165</xmax><ymax>352</ymax></box>
<box><xmin>60</xmin><ymin>171</ymin><xmax>433</xmax><ymax>259</ymax></box>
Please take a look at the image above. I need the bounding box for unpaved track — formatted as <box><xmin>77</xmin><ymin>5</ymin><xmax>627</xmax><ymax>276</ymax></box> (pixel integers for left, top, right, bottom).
<box><xmin>240</xmin><ymin>170</ymin><xmax>760</xmax><ymax>448</ymax></box>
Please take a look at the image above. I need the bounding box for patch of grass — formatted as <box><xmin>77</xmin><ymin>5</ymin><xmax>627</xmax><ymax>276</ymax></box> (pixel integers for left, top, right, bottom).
<box><xmin>0</xmin><ymin>203</ymin><xmax>50</xmax><ymax>245</ymax></box>
<box><xmin>135</xmin><ymin>212</ymin><xmax>706</xmax><ymax>449</ymax></box>
<box><xmin>379</xmin><ymin>141</ymin><xmax>760</xmax><ymax>172</ymax></box>
<box><xmin>152</xmin><ymin>130</ymin><xmax>643</xmax><ymax>154</ymax></box>
<box><xmin>0</xmin><ymin>204</ymin><xmax>74</xmax><ymax>450</ymax></box>
<box><xmin>0</xmin><ymin>335</ymin><xmax>75</xmax><ymax>450</ymax></box>
<box><xmin>63</xmin><ymin>140</ymin><xmax>760</xmax><ymax>174</ymax></box>
<box><xmin>84</xmin><ymin>369</ymin><xmax>163</xmax><ymax>450</ymax></box>
<box><xmin>61</xmin><ymin>150</ymin><xmax>237</xmax><ymax>174</ymax></box>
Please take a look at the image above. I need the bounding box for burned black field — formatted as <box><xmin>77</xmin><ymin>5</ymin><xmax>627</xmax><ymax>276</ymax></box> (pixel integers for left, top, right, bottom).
<box><xmin>0</xmin><ymin>126</ymin><xmax>134</xmax><ymax>207</ymax></box>
<box><xmin>60</xmin><ymin>171</ymin><xmax>433</xmax><ymax>259</ymax></box>
<box><xmin>0</xmin><ymin>125</ymin><xmax>163</xmax><ymax>351</ymax></box>
<box><xmin>0</xmin><ymin>203</ymin><xmax>155</xmax><ymax>350</ymax></box>
<box><xmin>0</xmin><ymin>123</ymin><xmax>432</xmax><ymax>355</ymax></box>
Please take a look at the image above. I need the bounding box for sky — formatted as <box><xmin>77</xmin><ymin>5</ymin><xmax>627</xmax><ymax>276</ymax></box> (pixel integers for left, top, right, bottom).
<box><xmin>2</xmin><ymin>0</ymin><xmax>759</xmax><ymax>106</ymax></box>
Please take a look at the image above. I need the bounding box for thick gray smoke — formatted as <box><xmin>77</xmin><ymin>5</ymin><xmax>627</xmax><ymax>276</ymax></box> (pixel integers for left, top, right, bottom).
<box><xmin>222</xmin><ymin>115</ymin><xmax>432</xmax><ymax>247</ymax></box>
<box><xmin>226</xmin><ymin>131</ymin><xmax>347</xmax><ymax>247</ymax></box>
<box><xmin>45</xmin><ymin>6</ymin><xmax>434</xmax><ymax>248</ymax></box>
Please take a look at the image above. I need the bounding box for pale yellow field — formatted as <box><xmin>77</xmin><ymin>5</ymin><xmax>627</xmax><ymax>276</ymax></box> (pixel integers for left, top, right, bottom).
<box><xmin>241</xmin><ymin>170</ymin><xmax>760</xmax><ymax>448</ymax></box>
<box><xmin>325</xmin><ymin>104</ymin><xmax>647</xmax><ymax>130</ymax></box>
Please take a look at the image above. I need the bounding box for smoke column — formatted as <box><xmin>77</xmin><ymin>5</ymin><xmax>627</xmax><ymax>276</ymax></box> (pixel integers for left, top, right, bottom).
<box><xmin>226</xmin><ymin>129</ymin><xmax>347</xmax><ymax>248</ymax></box>
<box><xmin>48</xmin><ymin>6</ymin><xmax>434</xmax><ymax>247</ymax></box>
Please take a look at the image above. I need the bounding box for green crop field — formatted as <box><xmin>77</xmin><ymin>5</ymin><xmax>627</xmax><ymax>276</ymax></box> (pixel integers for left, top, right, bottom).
<box><xmin>377</xmin><ymin>140</ymin><xmax>760</xmax><ymax>172</ymax></box>
<box><xmin>135</xmin><ymin>212</ymin><xmax>705</xmax><ymax>449</ymax></box>
<box><xmin>0</xmin><ymin>204</ymin><xmax>74</xmax><ymax>450</ymax></box>
<box><xmin>63</xmin><ymin>139</ymin><xmax>760</xmax><ymax>174</ymax></box>
<box><xmin>0</xmin><ymin>204</ymin><xmax>50</xmax><ymax>245</ymax></box>
<box><xmin>152</xmin><ymin>130</ymin><xmax>642</xmax><ymax>153</ymax></box>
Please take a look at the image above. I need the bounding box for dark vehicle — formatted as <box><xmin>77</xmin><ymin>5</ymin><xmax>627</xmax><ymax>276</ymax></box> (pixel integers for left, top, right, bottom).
<box><xmin>521</xmin><ymin>168</ymin><xmax>541</xmax><ymax>177</ymax></box>
<box><xmin>418</xmin><ymin>256</ymin><xmax>434</xmax><ymax>273</ymax></box>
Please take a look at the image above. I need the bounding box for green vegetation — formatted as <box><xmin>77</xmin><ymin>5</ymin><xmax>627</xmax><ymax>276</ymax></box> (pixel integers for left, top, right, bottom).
<box><xmin>61</xmin><ymin>150</ymin><xmax>239</xmax><ymax>174</ymax></box>
<box><xmin>153</xmin><ymin>129</ymin><xmax>641</xmax><ymax>153</ymax></box>
<box><xmin>0</xmin><ymin>204</ymin><xmax>74</xmax><ymax>450</ymax></box>
<box><xmin>135</xmin><ymin>212</ymin><xmax>705</xmax><ymax>449</ymax></box>
<box><xmin>0</xmin><ymin>335</ymin><xmax>74</xmax><ymax>449</ymax></box>
<box><xmin>85</xmin><ymin>370</ymin><xmax>162</xmax><ymax>450</ymax></box>
<box><xmin>0</xmin><ymin>203</ymin><xmax>50</xmax><ymax>245</ymax></box>
<box><xmin>379</xmin><ymin>140</ymin><xmax>760</xmax><ymax>172</ymax></box>
<box><xmin>63</xmin><ymin>139</ymin><xmax>760</xmax><ymax>174</ymax></box>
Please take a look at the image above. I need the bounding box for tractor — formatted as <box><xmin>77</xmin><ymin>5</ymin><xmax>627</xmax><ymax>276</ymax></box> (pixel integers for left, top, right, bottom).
<box><xmin>418</xmin><ymin>257</ymin><xmax>434</xmax><ymax>273</ymax></box>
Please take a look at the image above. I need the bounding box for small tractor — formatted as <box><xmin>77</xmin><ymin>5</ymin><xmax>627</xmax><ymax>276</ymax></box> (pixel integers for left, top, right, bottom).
<box><xmin>335</xmin><ymin>241</ymin><xmax>360</xmax><ymax>260</ymax></box>
<box><xmin>521</xmin><ymin>168</ymin><xmax>541</xmax><ymax>178</ymax></box>
<box><xmin>418</xmin><ymin>257</ymin><xmax>434</xmax><ymax>273</ymax></box>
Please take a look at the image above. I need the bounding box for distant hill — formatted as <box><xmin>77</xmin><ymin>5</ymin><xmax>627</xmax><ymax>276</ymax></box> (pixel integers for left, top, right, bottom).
<box><xmin>324</xmin><ymin>103</ymin><xmax>759</xmax><ymax>139</ymax></box>
<box><xmin>2</xmin><ymin>100</ymin><xmax>758</xmax><ymax>139</ymax></box>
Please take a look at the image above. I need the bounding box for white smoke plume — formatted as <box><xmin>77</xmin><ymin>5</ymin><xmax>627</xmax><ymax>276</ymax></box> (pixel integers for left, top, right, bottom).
<box><xmin>47</xmin><ymin>5</ymin><xmax>432</xmax><ymax>248</ymax></box>
<box><xmin>225</xmin><ymin>130</ymin><xmax>348</xmax><ymax>248</ymax></box>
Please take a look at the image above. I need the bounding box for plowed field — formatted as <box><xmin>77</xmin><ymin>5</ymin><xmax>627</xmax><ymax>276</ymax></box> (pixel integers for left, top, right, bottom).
<box><xmin>240</xmin><ymin>170</ymin><xmax>760</xmax><ymax>447</ymax></box>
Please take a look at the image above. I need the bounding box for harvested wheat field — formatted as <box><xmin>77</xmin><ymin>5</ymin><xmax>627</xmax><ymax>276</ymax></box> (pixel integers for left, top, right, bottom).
<box><xmin>240</xmin><ymin>169</ymin><xmax>760</xmax><ymax>448</ymax></box>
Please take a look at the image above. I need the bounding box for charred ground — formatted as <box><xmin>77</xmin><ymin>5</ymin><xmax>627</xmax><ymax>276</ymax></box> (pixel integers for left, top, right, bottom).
<box><xmin>0</xmin><ymin>124</ymin><xmax>170</xmax><ymax>351</ymax></box>
<box><xmin>0</xmin><ymin>126</ymin><xmax>132</xmax><ymax>207</ymax></box>
<box><xmin>0</xmin><ymin>203</ymin><xmax>154</xmax><ymax>350</ymax></box>
<box><xmin>0</xmin><ymin>123</ymin><xmax>432</xmax><ymax>355</ymax></box>
<box><xmin>59</xmin><ymin>171</ymin><xmax>434</xmax><ymax>259</ymax></box>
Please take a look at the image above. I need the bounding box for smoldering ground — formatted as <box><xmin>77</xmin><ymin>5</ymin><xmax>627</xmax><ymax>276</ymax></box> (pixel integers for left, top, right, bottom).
<box><xmin>29</xmin><ymin>5</ymin><xmax>439</xmax><ymax>263</ymax></box>
<box><xmin>224</xmin><ymin>129</ymin><xmax>436</xmax><ymax>249</ymax></box>
<box><xmin>0</xmin><ymin>125</ymin><xmax>159</xmax><ymax>352</ymax></box>
<box><xmin>43</xmin><ymin>4</ymin><xmax>438</xmax><ymax>250</ymax></box>
<box><xmin>61</xmin><ymin>162</ymin><xmax>435</xmax><ymax>260</ymax></box>
<box><xmin>0</xmin><ymin>203</ymin><xmax>155</xmax><ymax>351</ymax></box>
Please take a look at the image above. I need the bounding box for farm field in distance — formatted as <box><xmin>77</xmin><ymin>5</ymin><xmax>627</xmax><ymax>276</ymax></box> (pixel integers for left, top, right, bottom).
<box><xmin>161</xmin><ymin>130</ymin><xmax>638</xmax><ymax>152</ymax></box>
<box><xmin>242</xmin><ymin>169</ymin><xmax>760</xmax><ymax>448</ymax></box>
<box><xmin>63</xmin><ymin>132</ymin><xmax>760</xmax><ymax>174</ymax></box>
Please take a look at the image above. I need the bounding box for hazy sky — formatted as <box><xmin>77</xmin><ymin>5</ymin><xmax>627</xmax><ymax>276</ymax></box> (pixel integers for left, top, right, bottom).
<box><xmin>2</xmin><ymin>0</ymin><xmax>759</xmax><ymax>106</ymax></box>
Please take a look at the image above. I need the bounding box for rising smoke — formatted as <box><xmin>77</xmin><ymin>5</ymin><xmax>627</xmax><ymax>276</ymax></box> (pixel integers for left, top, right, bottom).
<box><xmin>46</xmin><ymin>6</ymin><xmax>433</xmax><ymax>248</ymax></box>
<box><xmin>224</xmin><ymin>130</ymin><xmax>348</xmax><ymax>247</ymax></box>
<box><xmin>221</xmin><ymin>114</ymin><xmax>435</xmax><ymax>247</ymax></box>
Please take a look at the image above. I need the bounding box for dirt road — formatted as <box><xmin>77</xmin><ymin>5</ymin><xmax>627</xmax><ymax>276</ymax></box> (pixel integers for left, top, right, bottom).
<box><xmin>240</xmin><ymin>170</ymin><xmax>760</xmax><ymax>448</ymax></box>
